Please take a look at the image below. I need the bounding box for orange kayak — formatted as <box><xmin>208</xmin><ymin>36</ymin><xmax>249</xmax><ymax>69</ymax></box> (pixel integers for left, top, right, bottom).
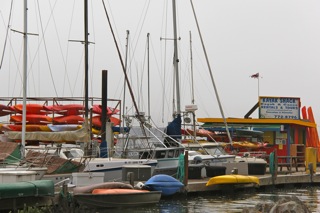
<box><xmin>14</xmin><ymin>104</ymin><xmax>46</xmax><ymax>114</ymax></box>
<box><xmin>92</xmin><ymin>105</ymin><xmax>120</xmax><ymax>115</ymax></box>
<box><xmin>53</xmin><ymin>115</ymin><xmax>84</xmax><ymax>124</ymax></box>
<box><xmin>92</xmin><ymin>116</ymin><xmax>121</xmax><ymax>127</ymax></box>
<box><xmin>10</xmin><ymin>114</ymin><xmax>52</xmax><ymax>124</ymax></box>
<box><xmin>43</xmin><ymin>104</ymin><xmax>84</xmax><ymax>116</ymax></box>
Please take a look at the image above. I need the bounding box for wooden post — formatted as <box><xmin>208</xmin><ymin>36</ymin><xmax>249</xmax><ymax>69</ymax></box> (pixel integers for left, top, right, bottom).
<box><xmin>184</xmin><ymin>151</ymin><xmax>188</xmax><ymax>186</ymax></box>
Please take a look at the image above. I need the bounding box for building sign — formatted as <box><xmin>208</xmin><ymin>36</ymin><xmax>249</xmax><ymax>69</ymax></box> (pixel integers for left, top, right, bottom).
<box><xmin>275</xmin><ymin>132</ymin><xmax>287</xmax><ymax>145</ymax></box>
<box><xmin>259</xmin><ymin>96</ymin><xmax>300</xmax><ymax>119</ymax></box>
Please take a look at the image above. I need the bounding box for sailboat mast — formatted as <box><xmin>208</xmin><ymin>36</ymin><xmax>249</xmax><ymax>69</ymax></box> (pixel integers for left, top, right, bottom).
<box><xmin>84</xmin><ymin>0</ymin><xmax>89</xmax><ymax>137</ymax></box>
<box><xmin>147</xmin><ymin>33</ymin><xmax>150</xmax><ymax>123</ymax></box>
<box><xmin>21</xmin><ymin>0</ymin><xmax>28</xmax><ymax>157</ymax></box>
<box><xmin>189</xmin><ymin>31</ymin><xmax>195</xmax><ymax>105</ymax></box>
<box><xmin>122</xmin><ymin>30</ymin><xmax>129</xmax><ymax>130</ymax></box>
<box><xmin>189</xmin><ymin>31</ymin><xmax>197</xmax><ymax>143</ymax></box>
<box><xmin>172</xmin><ymin>0</ymin><xmax>181</xmax><ymax>116</ymax></box>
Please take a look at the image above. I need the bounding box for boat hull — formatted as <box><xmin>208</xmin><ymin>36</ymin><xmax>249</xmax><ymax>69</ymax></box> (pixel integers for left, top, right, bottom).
<box><xmin>74</xmin><ymin>191</ymin><xmax>161</xmax><ymax>208</ymax></box>
<box><xmin>82</xmin><ymin>158</ymin><xmax>157</xmax><ymax>182</ymax></box>
<box><xmin>0</xmin><ymin>180</ymin><xmax>54</xmax><ymax>199</ymax></box>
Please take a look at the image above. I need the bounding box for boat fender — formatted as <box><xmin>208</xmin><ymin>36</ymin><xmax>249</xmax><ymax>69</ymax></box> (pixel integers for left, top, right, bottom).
<box><xmin>134</xmin><ymin>182</ymin><xmax>146</xmax><ymax>190</ymax></box>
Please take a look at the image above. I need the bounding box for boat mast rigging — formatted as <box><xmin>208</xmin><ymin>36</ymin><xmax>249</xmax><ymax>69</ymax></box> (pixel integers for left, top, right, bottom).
<box><xmin>189</xmin><ymin>0</ymin><xmax>233</xmax><ymax>144</ymax></box>
<box><xmin>20</xmin><ymin>0</ymin><xmax>38</xmax><ymax>157</ymax></box>
<box><xmin>102</xmin><ymin>0</ymin><xmax>153</xmax><ymax>153</ymax></box>
<box><xmin>84</xmin><ymin>0</ymin><xmax>90</xmax><ymax>140</ymax></box>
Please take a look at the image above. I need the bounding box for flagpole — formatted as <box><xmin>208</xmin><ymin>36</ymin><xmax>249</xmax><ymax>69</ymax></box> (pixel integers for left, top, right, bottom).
<box><xmin>258</xmin><ymin>76</ymin><xmax>260</xmax><ymax>99</ymax></box>
<box><xmin>250</xmin><ymin>72</ymin><xmax>260</xmax><ymax>100</ymax></box>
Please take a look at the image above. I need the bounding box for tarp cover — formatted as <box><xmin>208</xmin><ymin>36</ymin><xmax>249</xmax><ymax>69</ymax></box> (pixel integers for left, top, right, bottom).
<box><xmin>6</xmin><ymin>127</ymin><xmax>89</xmax><ymax>142</ymax></box>
<box><xmin>165</xmin><ymin>115</ymin><xmax>181</xmax><ymax>140</ymax></box>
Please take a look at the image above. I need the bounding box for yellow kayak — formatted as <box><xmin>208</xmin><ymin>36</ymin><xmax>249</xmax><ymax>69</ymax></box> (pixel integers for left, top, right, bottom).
<box><xmin>206</xmin><ymin>175</ymin><xmax>259</xmax><ymax>187</ymax></box>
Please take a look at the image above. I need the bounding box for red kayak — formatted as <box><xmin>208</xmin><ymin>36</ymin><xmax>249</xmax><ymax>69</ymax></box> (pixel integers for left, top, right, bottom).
<box><xmin>92</xmin><ymin>105</ymin><xmax>120</xmax><ymax>115</ymax></box>
<box><xmin>92</xmin><ymin>115</ymin><xmax>121</xmax><ymax>127</ymax></box>
<box><xmin>53</xmin><ymin>115</ymin><xmax>85</xmax><ymax>124</ymax></box>
<box><xmin>10</xmin><ymin>114</ymin><xmax>52</xmax><ymax>124</ymax></box>
<box><xmin>43</xmin><ymin>104</ymin><xmax>85</xmax><ymax>116</ymax></box>
<box><xmin>14</xmin><ymin>104</ymin><xmax>46</xmax><ymax>115</ymax></box>
<box><xmin>0</xmin><ymin>104</ymin><xmax>15</xmax><ymax>116</ymax></box>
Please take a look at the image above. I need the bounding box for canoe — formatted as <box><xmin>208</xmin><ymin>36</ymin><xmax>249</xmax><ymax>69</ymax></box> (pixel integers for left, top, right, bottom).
<box><xmin>10</xmin><ymin>114</ymin><xmax>52</xmax><ymax>124</ymax></box>
<box><xmin>206</xmin><ymin>175</ymin><xmax>259</xmax><ymax>187</ymax></box>
<box><xmin>144</xmin><ymin>174</ymin><xmax>184</xmax><ymax>196</ymax></box>
<box><xmin>14</xmin><ymin>104</ymin><xmax>46</xmax><ymax>115</ymax></box>
<box><xmin>43</xmin><ymin>104</ymin><xmax>84</xmax><ymax>116</ymax></box>
<box><xmin>53</xmin><ymin>115</ymin><xmax>84</xmax><ymax>124</ymax></box>
<box><xmin>0</xmin><ymin>104</ymin><xmax>15</xmax><ymax>116</ymax></box>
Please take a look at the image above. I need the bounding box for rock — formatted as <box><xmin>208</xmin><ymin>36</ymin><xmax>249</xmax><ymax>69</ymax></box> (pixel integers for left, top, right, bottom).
<box><xmin>242</xmin><ymin>196</ymin><xmax>311</xmax><ymax>213</ymax></box>
<box><xmin>242</xmin><ymin>202</ymin><xmax>275</xmax><ymax>213</ymax></box>
<box><xmin>270</xmin><ymin>196</ymin><xmax>311</xmax><ymax>213</ymax></box>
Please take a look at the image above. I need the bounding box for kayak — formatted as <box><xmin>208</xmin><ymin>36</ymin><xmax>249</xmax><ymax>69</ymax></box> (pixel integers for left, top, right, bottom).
<box><xmin>206</xmin><ymin>174</ymin><xmax>259</xmax><ymax>187</ymax></box>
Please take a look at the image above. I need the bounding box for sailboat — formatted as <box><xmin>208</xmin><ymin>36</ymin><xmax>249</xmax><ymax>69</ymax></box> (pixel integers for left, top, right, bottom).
<box><xmin>69</xmin><ymin>1</ymin><xmax>196</xmax><ymax>183</ymax></box>
<box><xmin>178</xmin><ymin>1</ymin><xmax>267</xmax><ymax>176</ymax></box>
<box><xmin>0</xmin><ymin>0</ymin><xmax>50</xmax><ymax>181</ymax></box>
<box><xmin>0</xmin><ymin>2</ymin><xmax>91</xmax><ymax>182</ymax></box>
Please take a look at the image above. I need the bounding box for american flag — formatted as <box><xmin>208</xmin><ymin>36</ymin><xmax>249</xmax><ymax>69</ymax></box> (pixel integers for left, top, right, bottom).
<box><xmin>250</xmin><ymin>73</ymin><xmax>259</xmax><ymax>78</ymax></box>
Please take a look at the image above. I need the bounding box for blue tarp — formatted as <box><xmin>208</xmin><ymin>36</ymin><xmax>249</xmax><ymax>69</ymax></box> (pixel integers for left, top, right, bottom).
<box><xmin>165</xmin><ymin>114</ymin><xmax>182</xmax><ymax>140</ymax></box>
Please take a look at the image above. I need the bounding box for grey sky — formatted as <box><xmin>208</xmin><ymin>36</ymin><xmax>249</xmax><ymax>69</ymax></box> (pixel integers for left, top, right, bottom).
<box><xmin>0</xmin><ymin>0</ymin><xmax>319</xmax><ymax>128</ymax></box>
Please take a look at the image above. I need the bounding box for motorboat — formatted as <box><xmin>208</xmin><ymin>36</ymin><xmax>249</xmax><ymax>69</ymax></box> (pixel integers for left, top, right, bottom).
<box><xmin>73</xmin><ymin>181</ymin><xmax>161</xmax><ymax>208</ymax></box>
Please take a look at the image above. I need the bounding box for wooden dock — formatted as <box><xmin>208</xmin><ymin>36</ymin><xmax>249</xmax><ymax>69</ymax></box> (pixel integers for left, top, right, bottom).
<box><xmin>183</xmin><ymin>167</ymin><xmax>320</xmax><ymax>193</ymax></box>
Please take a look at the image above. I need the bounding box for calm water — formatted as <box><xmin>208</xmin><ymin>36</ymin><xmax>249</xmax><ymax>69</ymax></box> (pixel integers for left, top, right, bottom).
<box><xmin>80</xmin><ymin>186</ymin><xmax>320</xmax><ymax>213</ymax></box>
